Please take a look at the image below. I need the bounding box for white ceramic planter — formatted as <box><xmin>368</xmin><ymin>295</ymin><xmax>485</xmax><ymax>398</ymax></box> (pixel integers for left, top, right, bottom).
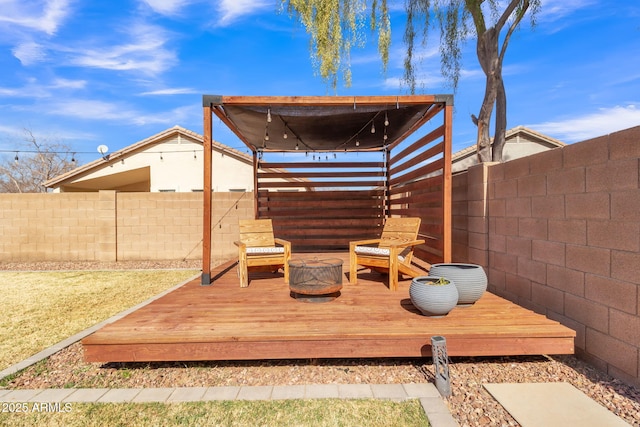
<box><xmin>429</xmin><ymin>263</ymin><xmax>487</xmax><ymax>306</ymax></box>
<box><xmin>409</xmin><ymin>276</ymin><xmax>459</xmax><ymax>317</ymax></box>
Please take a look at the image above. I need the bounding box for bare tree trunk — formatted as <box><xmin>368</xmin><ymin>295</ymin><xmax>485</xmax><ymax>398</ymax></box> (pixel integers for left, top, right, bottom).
<box><xmin>492</xmin><ymin>72</ymin><xmax>507</xmax><ymax>162</ymax></box>
<box><xmin>474</xmin><ymin>28</ymin><xmax>499</xmax><ymax>163</ymax></box>
<box><xmin>475</xmin><ymin>80</ymin><xmax>495</xmax><ymax>163</ymax></box>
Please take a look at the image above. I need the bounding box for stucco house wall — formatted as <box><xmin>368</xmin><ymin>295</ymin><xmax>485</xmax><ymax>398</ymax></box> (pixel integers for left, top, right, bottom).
<box><xmin>452</xmin><ymin>126</ymin><xmax>565</xmax><ymax>173</ymax></box>
<box><xmin>45</xmin><ymin>126</ymin><xmax>257</xmax><ymax>193</ymax></box>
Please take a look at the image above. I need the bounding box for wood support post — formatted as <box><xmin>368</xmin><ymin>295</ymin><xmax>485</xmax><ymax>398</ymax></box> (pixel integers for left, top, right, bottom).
<box><xmin>442</xmin><ymin>102</ymin><xmax>453</xmax><ymax>263</ymax></box>
<box><xmin>202</xmin><ymin>104</ymin><xmax>213</xmax><ymax>285</ymax></box>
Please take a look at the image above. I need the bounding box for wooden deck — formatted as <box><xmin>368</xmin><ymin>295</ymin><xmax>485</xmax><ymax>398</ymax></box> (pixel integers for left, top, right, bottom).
<box><xmin>83</xmin><ymin>253</ymin><xmax>575</xmax><ymax>362</ymax></box>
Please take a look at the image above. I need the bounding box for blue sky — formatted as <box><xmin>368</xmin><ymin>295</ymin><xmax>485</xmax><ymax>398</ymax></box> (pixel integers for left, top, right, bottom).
<box><xmin>0</xmin><ymin>0</ymin><xmax>639</xmax><ymax>164</ymax></box>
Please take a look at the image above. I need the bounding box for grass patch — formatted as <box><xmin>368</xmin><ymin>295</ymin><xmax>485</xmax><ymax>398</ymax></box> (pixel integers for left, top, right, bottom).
<box><xmin>0</xmin><ymin>399</ymin><xmax>429</xmax><ymax>427</ymax></box>
<box><xmin>0</xmin><ymin>270</ymin><xmax>198</xmax><ymax>371</ymax></box>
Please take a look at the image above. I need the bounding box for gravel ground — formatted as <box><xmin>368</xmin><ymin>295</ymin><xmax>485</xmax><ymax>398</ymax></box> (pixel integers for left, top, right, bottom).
<box><xmin>2</xmin><ymin>261</ymin><xmax>639</xmax><ymax>426</ymax></box>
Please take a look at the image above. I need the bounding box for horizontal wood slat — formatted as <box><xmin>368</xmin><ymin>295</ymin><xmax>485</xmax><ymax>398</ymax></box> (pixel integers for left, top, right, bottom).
<box><xmin>258</xmin><ymin>180</ymin><xmax>385</xmax><ymax>189</ymax></box>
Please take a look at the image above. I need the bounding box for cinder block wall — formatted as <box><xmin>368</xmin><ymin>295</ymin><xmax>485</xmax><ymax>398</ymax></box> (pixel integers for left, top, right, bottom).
<box><xmin>0</xmin><ymin>191</ymin><xmax>255</xmax><ymax>263</ymax></box>
<box><xmin>454</xmin><ymin>126</ymin><xmax>640</xmax><ymax>387</ymax></box>
<box><xmin>0</xmin><ymin>193</ymin><xmax>101</xmax><ymax>261</ymax></box>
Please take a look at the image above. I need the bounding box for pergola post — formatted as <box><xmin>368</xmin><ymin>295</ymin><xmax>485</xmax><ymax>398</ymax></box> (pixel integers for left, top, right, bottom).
<box><xmin>253</xmin><ymin>151</ymin><xmax>259</xmax><ymax>219</ymax></box>
<box><xmin>442</xmin><ymin>101</ymin><xmax>453</xmax><ymax>263</ymax></box>
<box><xmin>202</xmin><ymin>102</ymin><xmax>213</xmax><ymax>285</ymax></box>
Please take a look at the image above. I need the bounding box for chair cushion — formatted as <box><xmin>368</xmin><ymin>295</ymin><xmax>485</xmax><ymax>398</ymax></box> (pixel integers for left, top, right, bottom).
<box><xmin>246</xmin><ymin>246</ymin><xmax>285</xmax><ymax>255</ymax></box>
<box><xmin>354</xmin><ymin>246</ymin><xmax>405</xmax><ymax>261</ymax></box>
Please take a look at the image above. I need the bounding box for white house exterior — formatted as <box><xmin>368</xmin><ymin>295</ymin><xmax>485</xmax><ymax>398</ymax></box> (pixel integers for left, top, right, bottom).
<box><xmin>46</xmin><ymin>126</ymin><xmax>300</xmax><ymax>192</ymax></box>
<box><xmin>451</xmin><ymin>126</ymin><xmax>566</xmax><ymax>173</ymax></box>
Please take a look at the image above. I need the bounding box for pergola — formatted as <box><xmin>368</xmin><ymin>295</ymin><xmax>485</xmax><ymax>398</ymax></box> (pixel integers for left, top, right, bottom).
<box><xmin>201</xmin><ymin>95</ymin><xmax>454</xmax><ymax>284</ymax></box>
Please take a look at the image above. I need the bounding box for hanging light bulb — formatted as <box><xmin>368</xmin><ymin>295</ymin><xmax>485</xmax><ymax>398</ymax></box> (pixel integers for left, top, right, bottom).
<box><xmin>160</xmin><ymin>152</ymin><xmax>164</xmax><ymax>161</ymax></box>
<box><xmin>295</xmin><ymin>142</ymin><xmax>299</xmax><ymax>150</ymax></box>
<box><xmin>267</xmin><ymin>107</ymin><xmax>272</xmax><ymax>123</ymax></box>
<box><xmin>283</xmin><ymin>130</ymin><xmax>288</xmax><ymax>139</ymax></box>
<box><xmin>265</xmin><ymin>130</ymin><xmax>269</xmax><ymax>141</ymax></box>
<box><xmin>71</xmin><ymin>153</ymin><xmax>76</xmax><ymax>163</ymax></box>
<box><xmin>14</xmin><ymin>152</ymin><xmax>19</xmax><ymax>163</ymax></box>
<box><xmin>384</xmin><ymin>111</ymin><xmax>389</xmax><ymax>127</ymax></box>
<box><xmin>193</xmin><ymin>150</ymin><xmax>197</xmax><ymax>160</ymax></box>
<box><xmin>356</xmin><ymin>140</ymin><xmax>360</xmax><ymax>147</ymax></box>
<box><xmin>371</xmin><ymin>121</ymin><xmax>375</xmax><ymax>133</ymax></box>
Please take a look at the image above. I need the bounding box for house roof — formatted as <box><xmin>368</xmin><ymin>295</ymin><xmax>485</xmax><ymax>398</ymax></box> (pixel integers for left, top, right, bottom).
<box><xmin>452</xmin><ymin>125</ymin><xmax>566</xmax><ymax>162</ymax></box>
<box><xmin>44</xmin><ymin>125</ymin><xmax>250</xmax><ymax>189</ymax></box>
<box><xmin>205</xmin><ymin>95</ymin><xmax>453</xmax><ymax>153</ymax></box>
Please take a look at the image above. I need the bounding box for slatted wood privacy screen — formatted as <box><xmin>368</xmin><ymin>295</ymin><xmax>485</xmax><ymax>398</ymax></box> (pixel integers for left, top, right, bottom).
<box><xmin>388</xmin><ymin>122</ymin><xmax>450</xmax><ymax>264</ymax></box>
<box><xmin>256</xmin><ymin>160</ymin><xmax>387</xmax><ymax>250</ymax></box>
<box><xmin>256</xmin><ymin>116</ymin><xmax>451</xmax><ymax>261</ymax></box>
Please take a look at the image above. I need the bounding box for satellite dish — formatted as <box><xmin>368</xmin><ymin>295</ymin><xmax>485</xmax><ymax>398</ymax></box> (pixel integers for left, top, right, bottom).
<box><xmin>97</xmin><ymin>145</ymin><xmax>109</xmax><ymax>155</ymax></box>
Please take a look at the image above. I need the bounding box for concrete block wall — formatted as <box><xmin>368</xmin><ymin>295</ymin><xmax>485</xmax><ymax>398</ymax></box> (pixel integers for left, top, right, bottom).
<box><xmin>454</xmin><ymin>126</ymin><xmax>640</xmax><ymax>387</ymax></box>
<box><xmin>0</xmin><ymin>193</ymin><xmax>101</xmax><ymax>261</ymax></box>
<box><xmin>0</xmin><ymin>191</ymin><xmax>255</xmax><ymax>263</ymax></box>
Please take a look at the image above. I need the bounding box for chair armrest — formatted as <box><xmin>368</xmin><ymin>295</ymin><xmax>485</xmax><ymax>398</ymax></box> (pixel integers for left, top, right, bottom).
<box><xmin>234</xmin><ymin>241</ymin><xmax>246</xmax><ymax>248</ymax></box>
<box><xmin>350</xmin><ymin>238</ymin><xmax>383</xmax><ymax>248</ymax></box>
<box><xmin>274</xmin><ymin>238</ymin><xmax>291</xmax><ymax>248</ymax></box>
<box><xmin>388</xmin><ymin>239</ymin><xmax>425</xmax><ymax>249</ymax></box>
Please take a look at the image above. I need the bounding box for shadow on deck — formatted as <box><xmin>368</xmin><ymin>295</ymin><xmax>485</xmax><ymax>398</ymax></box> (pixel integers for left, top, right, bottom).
<box><xmin>83</xmin><ymin>252</ymin><xmax>575</xmax><ymax>363</ymax></box>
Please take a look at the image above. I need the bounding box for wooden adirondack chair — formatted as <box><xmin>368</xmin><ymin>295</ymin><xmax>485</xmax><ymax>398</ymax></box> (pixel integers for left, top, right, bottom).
<box><xmin>349</xmin><ymin>217</ymin><xmax>426</xmax><ymax>291</ymax></box>
<box><xmin>234</xmin><ymin>219</ymin><xmax>291</xmax><ymax>288</ymax></box>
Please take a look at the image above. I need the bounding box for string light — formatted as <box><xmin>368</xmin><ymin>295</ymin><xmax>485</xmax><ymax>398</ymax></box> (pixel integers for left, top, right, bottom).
<box><xmin>384</xmin><ymin>111</ymin><xmax>389</xmax><ymax>127</ymax></box>
<box><xmin>71</xmin><ymin>153</ymin><xmax>76</xmax><ymax>163</ymax></box>
<box><xmin>371</xmin><ymin>121</ymin><xmax>376</xmax><ymax>133</ymax></box>
<box><xmin>267</xmin><ymin>107</ymin><xmax>272</xmax><ymax>123</ymax></box>
<box><xmin>295</xmin><ymin>142</ymin><xmax>299</xmax><ymax>150</ymax></box>
<box><xmin>14</xmin><ymin>152</ymin><xmax>18</xmax><ymax>163</ymax></box>
<box><xmin>160</xmin><ymin>152</ymin><xmax>163</xmax><ymax>161</ymax></box>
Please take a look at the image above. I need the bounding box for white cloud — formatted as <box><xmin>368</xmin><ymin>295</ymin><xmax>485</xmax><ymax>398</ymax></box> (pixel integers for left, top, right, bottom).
<box><xmin>45</xmin><ymin>98</ymin><xmax>197</xmax><ymax>127</ymax></box>
<box><xmin>12</xmin><ymin>42</ymin><xmax>48</xmax><ymax>65</ymax></box>
<box><xmin>47</xmin><ymin>99</ymin><xmax>138</xmax><ymax>121</ymax></box>
<box><xmin>538</xmin><ymin>0</ymin><xmax>597</xmax><ymax>22</ymax></box>
<box><xmin>530</xmin><ymin>105</ymin><xmax>640</xmax><ymax>143</ymax></box>
<box><xmin>0</xmin><ymin>0</ymin><xmax>72</xmax><ymax>35</ymax></box>
<box><xmin>216</xmin><ymin>0</ymin><xmax>273</xmax><ymax>26</ymax></box>
<box><xmin>141</xmin><ymin>0</ymin><xmax>191</xmax><ymax>16</ymax></box>
<box><xmin>139</xmin><ymin>88</ymin><xmax>198</xmax><ymax>96</ymax></box>
<box><xmin>65</xmin><ymin>23</ymin><xmax>176</xmax><ymax>75</ymax></box>
<box><xmin>51</xmin><ymin>78</ymin><xmax>86</xmax><ymax>89</ymax></box>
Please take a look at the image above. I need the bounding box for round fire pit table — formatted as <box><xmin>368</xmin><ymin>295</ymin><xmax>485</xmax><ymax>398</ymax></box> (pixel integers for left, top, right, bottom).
<box><xmin>289</xmin><ymin>258</ymin><xmax>343</xmax><ymax>302</ymax></box>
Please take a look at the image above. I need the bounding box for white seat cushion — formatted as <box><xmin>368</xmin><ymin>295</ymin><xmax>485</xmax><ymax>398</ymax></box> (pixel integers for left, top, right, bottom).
<box><xmin>246</xmin><ymin>246</ymin><xmax>285</xmax><ymax>255</ymax></box>
<box><xmin>355</xmin><ymin>246</ymin><xmax>405</xmax><ymax>261</ymax></box>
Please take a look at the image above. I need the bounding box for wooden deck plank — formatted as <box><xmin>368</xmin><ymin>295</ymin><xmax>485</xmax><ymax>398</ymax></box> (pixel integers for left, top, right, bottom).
<box><xmin>83</xmin><ymin>253</ymin><xmax>575</xmax><ymax>362</ymax></box>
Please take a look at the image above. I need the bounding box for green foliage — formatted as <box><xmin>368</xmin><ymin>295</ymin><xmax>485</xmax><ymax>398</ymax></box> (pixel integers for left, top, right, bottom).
<box><xmin>283</xmin><ymin>0</ymin><xmax>390</xmax><ymax>89</ymax></box>
<box><xmin>427</xmin><ymin>277</ymin><xmax>450</xmax><ymax>286</ymax></box>
<box><xmin>283</xmin><ymin>0</ymin><xmax>540</xmax><ymax>95</ymax></box>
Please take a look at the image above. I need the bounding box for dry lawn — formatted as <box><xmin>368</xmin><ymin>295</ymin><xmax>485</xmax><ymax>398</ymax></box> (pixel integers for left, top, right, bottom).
<box><xmin>0</xmin><ymin>270</ymin><xmax>198</xmax><ymax>371</ymax></box>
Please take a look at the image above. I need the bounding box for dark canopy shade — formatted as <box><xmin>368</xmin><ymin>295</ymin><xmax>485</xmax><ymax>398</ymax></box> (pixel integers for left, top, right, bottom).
<box><xmin>203</xmin><ymin>95</ymin><xmax>453</xmax><ymax>152</ymax></box>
